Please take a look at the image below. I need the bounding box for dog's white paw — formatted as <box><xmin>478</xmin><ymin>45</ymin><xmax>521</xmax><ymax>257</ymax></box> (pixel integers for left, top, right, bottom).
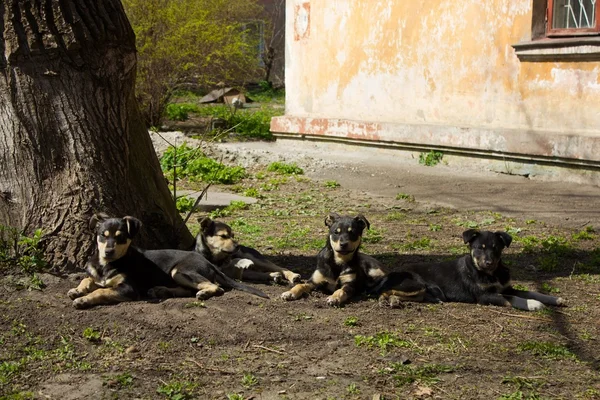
<box><xmin>67</xmin><ymin>288</ymin><xmax>82</xmax><ymax>300</ymax></box>
<box><xmin>270</xmin><ymin>272</ymin><xmax>285</xmax><ymax>284</ymax></box>
<box><xmin>196</xmin><ymin>287</ymin><xmax>225</xmax><ymax>300</ymax></box>
<box><xmin>235</xmin><ymin>259</ymin><xmax>254</xmax><ymax>269</ymax></box>
<box><xmin>287</xmin><ymin>272</ymin><xmax>302</xmax><ymax>284</ymax></box>
<box><xmin>556</xmin><ymin>297</ymin><xmax>566</xmax><ymax>306</ymax></box>
<box><xmin>280</xmin><ymin>290</ymin><xmax>298</xmax><ymax>301</ymax></box>
<box><xmin>72</xmin><ymin>297</ymin><xmax>90</xmax><ymax>309</ymax></box>
<box><xmin>526</xmin><ymin>299</ymin><xmax>545</xmax><ymax>311</ymax></box>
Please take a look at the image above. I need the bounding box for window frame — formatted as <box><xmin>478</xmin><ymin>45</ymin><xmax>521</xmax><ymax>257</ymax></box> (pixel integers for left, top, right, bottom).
<box><xmin>546</xmin><ymin>0</ymin><xmax>600</xmax><ymax>37</ymax></box>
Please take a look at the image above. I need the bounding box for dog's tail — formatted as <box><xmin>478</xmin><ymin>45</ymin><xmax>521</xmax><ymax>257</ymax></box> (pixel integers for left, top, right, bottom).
<box><xmin>211</xmin><ymin>263</ymin><xmax>269</xmax><ymax>299</ymax></box>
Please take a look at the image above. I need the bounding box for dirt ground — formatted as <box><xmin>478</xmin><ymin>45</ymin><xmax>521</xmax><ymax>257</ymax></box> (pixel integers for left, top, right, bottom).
<box><xmin>1</xmin><ymin>137</ymin><xmax>600</xmax><ymax>400</ymax></box>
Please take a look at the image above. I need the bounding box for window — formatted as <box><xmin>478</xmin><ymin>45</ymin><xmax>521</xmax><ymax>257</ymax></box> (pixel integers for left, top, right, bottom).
<box><xmin>547</xmin><ymin>0</ymin><xmax>600</xmax><ymax>36</ymax></box>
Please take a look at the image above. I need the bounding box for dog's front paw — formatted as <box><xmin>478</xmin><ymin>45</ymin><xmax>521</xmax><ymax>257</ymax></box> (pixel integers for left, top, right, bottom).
<box><xmin>555</xmin><ymin>297</ymin><xmax>566</xmax><ymax>306</ymax></box>
<box><xmin>281</xmin><ymin>290</ymin><xmax>299</xmax><ymax>301</ymax></box>
<box><xmin>526</xmin><ymin>299</ymin><xmax>545</xmax><ymax>311</ymax></box>
<box><xmin>326</xmin><ymin>289</ymin><xmax>348</xmax><ymax>307</ymax></box>
<box><xmin>286</xmin><ymin>272</ymin><xmax>302</xmax><ymax>285</ymax></box>
<box><xmin>235</xmin><ymin>259</ymin><xmax>254</xmax><ymax>269</ymax></box>
<box><xmin>67</xmin><ymin>288</ymin><xmax>83</xmax><ymax>300</ymax></box>
<box><xmin>270</xmin><ymin>272</ymin><xmax>286</xmax><ymax>284</ymax></box>
<box><xmin>196</xmin><ymin>286</ymin><xmax>225</xmax><ymax>300</ymax></box>
<box><xmin>72</xmin><ymin>297</ymin><xmax>91</xmax><ymax>309</ymax></box>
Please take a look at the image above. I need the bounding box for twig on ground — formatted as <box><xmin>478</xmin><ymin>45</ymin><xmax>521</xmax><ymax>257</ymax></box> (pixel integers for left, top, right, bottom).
<box><xmin>252</xmin><ymin>344</ymin><xmax>285</xmax><ymax>354</ymax></box>
<box><xmin>186</xmin><ymin>358</ymin><xmax>235</xmax><ymax>374</ymax></box>
<box><xmin>487</xmin><ymin>309</ymin><xmax>552</xmax><ymax>322</ymax></box>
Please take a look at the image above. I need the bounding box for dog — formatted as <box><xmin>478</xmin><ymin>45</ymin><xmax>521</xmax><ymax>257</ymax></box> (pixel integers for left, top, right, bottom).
<box><xmin>373</xmin><ymin>229</ymin><xmax>564</xmax><ymax>311</ymax></box>
<box><xmin>195</xmin><ymin>217</ymin><xmax>301</xmax><ymax>285</ymax></box>
<box><xmin>280</xmin><ymin>213</ymin><xmax>387</xmax><ymax>306</ymax></box>
<box><xmin>67</xmin><ymin>214</ymin><xmax>268</xmax><ymax>309</ymax></box>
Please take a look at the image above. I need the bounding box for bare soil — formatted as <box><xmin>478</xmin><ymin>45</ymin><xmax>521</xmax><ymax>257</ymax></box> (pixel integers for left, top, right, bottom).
<box><xmin>1</xmin><ymin>138</ymin><xmax>600</xmax><ymax>400</ymax></box>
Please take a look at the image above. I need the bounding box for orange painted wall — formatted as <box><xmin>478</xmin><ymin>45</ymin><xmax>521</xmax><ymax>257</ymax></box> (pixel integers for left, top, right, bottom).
<box><xmin>285</xmin><ymin>0</ymin><xmax>600</xmax><ymax>137</ymax></box>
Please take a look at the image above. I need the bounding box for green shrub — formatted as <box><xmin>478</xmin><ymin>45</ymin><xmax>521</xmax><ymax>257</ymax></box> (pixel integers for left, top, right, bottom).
<box><xmin>160</xmin><ymin>143</ymin><xmax>246</xmax><ymax>184</ymax></box>
<box><xmin>419</xmin><ymin>151</ymin><xmax>444</xmax><ymax>166</ymax></box>
<box><xmin>165</xmin><ymin>103</ymin><xmax>201</xmax><ymax>121</ymax></box>
<box><xmin>266</xmin><ymin>162</ymin><xmax>304</xmax><ymax>175</ymax></box>
<box><xmin>176</xmin><ymin>197</ymin><xmax>196</xmax><ymax>213</ymax></box>
<box><xmin>195</xmin><ymin>105</ymin><xmax>280</xmax><ymax>140</ymax></box>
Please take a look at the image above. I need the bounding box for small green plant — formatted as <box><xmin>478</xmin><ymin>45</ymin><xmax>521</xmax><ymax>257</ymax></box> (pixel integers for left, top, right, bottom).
<box><xmin>184</xmin><ymin>301</ymin><xmax>206</xmax><ymax>308</ymax></box>
<box><xmin>243</xmin><ymin>187</ymin><xmax>260</xmax><ymax>197</ymax></box>
<box><xmin>226</xmin><ymin>394</ymin><xmax>244</xmax><ymax>400</ymax></box>
<box><xmin>241</xmin><ymin>373</ymin><xmax>259</xmax><ymax>387</ymax></box>
<box><xmin>355</xmin><ymin>331</ymin><xmax>412</xmax><ymax>355</ymax></box>
<box><xmin>347</xmin><ymin>383</ymin><xmax>360</xmax><ymax>395</ymax></box>
<box><xmin>363</xmin><ymin>228</ymin><xmax>384</xmax><ymax>244</ymax></box>
<box><xmin>165</xmin><ymin>103</ymin><xmax>200</xmax><ymax>121</ymax></box>
<box><xmin>398</xmin><ymin>238</ymin><xmax>433</xmax><ymax>251</ymax></box>
<box><xmin>344</xmin><ymin>316</ymin><xmax>359</xmax><ymax>327</ymax></box>
<box><xmin>540</xmin><ymin>283</ymin><xmax>560</xmax><ymax>294</ymax></box>
<box><xmin>157</xmin><ymin>380</ymin><xmax>197</xmax><ymax>400</ymax></box>
<box><xmin>267</xmin><ymin>162</ymin><xmax>304</xmax><ymax>175</ymax></box>
<box><xmin>396</xmin><ymin>193</ymin><xmax>415</xmax><ymax>202</ymax></box>
<box><xmin>324</xmin><ymin>180</ymin><xmax>340</xmax><ymax>188</ymax></box>
<box><xmin>386</xmin><ymin>363</ymin><xmax>455</xmax><ymax>387</ymax></box>
<box><xmin>572</xmin><ymin>226</ymin><xmax>595</xmax><ymax>241</ymax></box>
<box><xmin>175</xmin><ymin>196</ymin><xmax>196</xmax><ymax>213</ymax></box>
<box><xmin>419</xmin><ymin>151</ymin><xmax>444</xmax><ymax>166</ymax></box>
<box><xmin>429</xmin><ymin>224</ymin><xmax>442</xmax><ymax>232</ymax></box>
<box><xmin>82</xmin><ymin>327</ymin><xmax>101</xmax><ymax>343</ymax></box>
<box><xmin>107</xmin><ymin>372</ymin><xmax>134</xmax><ymax>388</ymax></box>
<box><xmin>293</xmin><ymin>313</ymin><xmax>313</xmax><ymax>321</ymax></box>
<box><xmin>517</xmin><ymin>341</ymin><xmax>576</xmax><ymax>360</ymax></box>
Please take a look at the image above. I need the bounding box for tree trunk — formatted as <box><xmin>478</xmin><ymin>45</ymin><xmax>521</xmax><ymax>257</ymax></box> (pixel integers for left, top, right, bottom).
<box><xmin>0</xmin><ymin>0</ymin><xmax>193</xmax><ymax>272</ymax></box>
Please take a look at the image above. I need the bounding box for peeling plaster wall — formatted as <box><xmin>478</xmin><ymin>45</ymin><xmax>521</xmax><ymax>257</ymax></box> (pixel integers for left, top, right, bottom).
<box><xmin>278</xmin><ymin>0</ymin><xmax>600</xmax><ymax>164</ymax></box>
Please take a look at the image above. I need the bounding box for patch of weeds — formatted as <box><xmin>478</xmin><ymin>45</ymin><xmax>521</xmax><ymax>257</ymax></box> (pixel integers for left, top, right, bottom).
<box><xmin>540</xmin><ymin>283</ymin><xmax>560</xmax><ymax>294</ymax></box>
<box><xmin>229</xmin><ymin>218</ymin><xmax>262</xmax><ymax>235</ymax></box>
<box><xmin>156</xmin><ymin>379</ymin><xmax>197</xmax><ymax>400</ymax></box>
<box><xmin>267</xmin><ymin>162</ymin><xmax>304</xmax><ymax>175</ymax></box>
<box><xmin>363</xmin><ymin>228</ymin><xmax>384</xmax><ymax>244</ymax></box>
<box><xmin>526</xmin><ymin>219</ymin><xmax>537</xmax><ymax>224</ymax></box>
<box><xmin>572</xmin><ymin>226</ymin><xmax>596</xmax><ymax>241</ymax></box>
<box><xmin>106</xmin><ymin>372</ymin><xmax>134</xmax><ymax>389</ymax></box>
<box><xmin>209</xmin><ymin>201</ymin><xmax>249</xmax><ymax>218</ymax></box>
<box><xmin>398</xmin><ymin>238</ymin><xmax>433</xmax><ymax>252</ymax></box>
<box><xmin>243</xmin><ymin>187</ymin><xmax>261</xmax><ymax>198</ymax></box>
<box><xmin>241</xmin><ymin>373</ymin><xmax>259</xmax><ymax>388</ymax></box>
<box><xmin>0</xmin><ymin>391</ymin><xmax>35</xmax><ymax>399</ymax></box>
<box><xmin>511</xmin><ymin>284</ymin><xmax>529</xmax><ymax>291</ymax></box>
<box><xmin>355</xmin><ymin>331</ymin><xmax>413</xmax><ymax>355</ymax></box>
<box><xmin>344</xmin><ymin>316</ymin><xmax>359</xmax><ymax>327</ymax></box>
<box><xmin>195</xmin><ymin>104</ymin><xmax>279</xmax><ymax>140</ymax></box>
<box><xmin>396</xmin><ymin>193</ymin><xmax>415</xmax><ymax>202</ymax></box>
<box><xmin>419</xmin><ymin>151</ymin><xmax>444</xmax><ymax>166</ymax></box>
<box><xmin>0</xmin><ymin>360</ymin><xmax>23</xmax><ymax>385</ymax></box>
<box><xmin>160</xmin><ymin>143</ymin><xmax>246</xmax><ymax>184</ymax></box>
<box><xmin>579</xmin><ymin>329</ymin><xmax>594</xmax><ymax>341</ymax></box>
<box><xmin>175</xmin><ymin>196</ymin><xmax>196</xmax><ymax>213</ymax></box>
<box><xmin>448</xmin><ymin>246</ymin><xmax>466</xmax><ymax>255</ymax></box>
<box><xmin>53</xmin><ymin>336</ymin><xmax>91</xmax><ymax>371</ymax></box>
<box><xmin>517</xmin><ymin>341</ymin><xmax>576</xmax><ymax>360</ymax></box>
<box><xmin>184</xmin><ymin>301</ymin><xmax>206</xmax><ymax>308</ymax></box>
<box><xmin>515</xmin><ymin>235</ymin><xmax>540</xmax><ymax>252</ymax></box>
<box><xmin>429</xmin><ymin>224</ymin><xmax>442</xmax><ymax>232</ymax></box>
<box><xmin>498</xmin><ymin>390</ymin><xmax>541</xmax><ymax>400</ymax></box>
<box><xmin>226</xmin><ymin>394</ymin><xmax>244</xmax><ymax>400</ymax></box>
<box><xmin>505</xmin><ymin>226</ymin><xmax>522</xmax><ymax>236</ymax></box>
<box><xmin>346</xmin><ymin>383</ymin><xmax>360</xmax><ymax>395</ymax></box>
<box><xmin>453</xmin><ymin>219</ymin><xmax>479</xmax><ymax>229</ymax></box>
<box><xmin>537</xmin><ymin>254</ymin><xmax>559</xmax><ymax>272</ymax></box>
<box><xmin>165</xmin><ymin>103</ymin><xmax>200</xmax><ymax>121</ymax></box>
<box><xmin>574</xmin><ymin>273</ymin><xmax>600</xmax><ymax>284</ymax></box>
<box><xmin>82</xmin><ymin>327</ymin><xmax>101</xmax><ymax>343</ymax></box>
<box><xmin>384</xmin><ymin>211</ymin><xmax>407</xmax><ymax>221</ymax></box>
<box><xmin>386</xmin><ymin>363</ymin><xmax>455</xmax><ymax>387</ymax></box>
<box><xmin>157</xmin><ymin>341</ymin><xmax>171</xmax><ymax>351</ymax></box>
<box><xmin>293</xmin><ymin>313</ymin><xmax>313</xmax><ymax>321</ymax></box>
<box><xmin>324</xmin><ymin>180</ymin><xmax>340</xmax><ymax>188</ymax></box>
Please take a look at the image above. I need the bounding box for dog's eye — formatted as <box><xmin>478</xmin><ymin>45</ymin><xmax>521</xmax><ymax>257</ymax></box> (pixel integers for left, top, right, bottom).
<box><xmin>115</xmin><ymin>231</ymin><xmax>122</xmax><ymax>237</ymax></box>
<box><xmin>335</xmin><ymin>228</ymin><xmax>341</xmax><ymax>234</ymax></box>
<box><xmin>220</xmin><ymin>234</ymin><xmax>229</xmax><ymax>239</ymax></box>
<box><xmin>347</xmin><ymin>227</ymin><xmax>352</xmax><ymax>232</ymax></box>
<box><xmin>103</xmin><ymin>230</ymin><xmax>110</xmax><ymax>237</ymax></box>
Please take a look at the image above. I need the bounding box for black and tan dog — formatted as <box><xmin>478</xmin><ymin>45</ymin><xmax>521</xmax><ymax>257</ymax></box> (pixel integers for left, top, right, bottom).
<box><xmin>67</xmin><ymin>214</ymin><xmax>268</xmax><ymax>309</ymax></box>
<box><xmin>281</xmin><ymin>213</ymin><xmax>387</xmax><ymax>306</ymax></box>
<box><xmin>195</xmin><ymin>217</ymin><xmax>301</xmax><ymax>285</ymax></box>
<box><xmin>373</xmin><ymin>230</ymin><xmax>564</xmax><ymax>311</ymax></box>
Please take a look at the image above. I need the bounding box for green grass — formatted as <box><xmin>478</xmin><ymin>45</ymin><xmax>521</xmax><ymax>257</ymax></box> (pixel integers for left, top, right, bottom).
<box><xmin>396</xmin><ymin>193</ymin><xmax>415</xmax><ymax>202</ymax></box>
<box><xmin>385</xmin><ymin>363</ymin><xmax>455</xmax><ymax>387</ymax></box>
<box><xmin>344</xmin><ymin>316</ymin><xmax>359</xmax><ymax>327</ymax></box>
<box><xmin>266</xmin><ymin>162</ymin><xmax>304</xmax><ymax>175</ymax></box>
<box><xmin>346</xmin><ymin>382</ymin><xmax>360</xmax><ymax>394</ymax></box>
<box><xmin>82</xmin><ymin>327</ymin><xmax>101</xmax><ymax>343</ymax></box>
<box><xmin>419</xmin><ymin>151</ymin><xmax>444</xmax><ymax>166</ymax></box>
<box><xmin>241</xmin><ymin>373</ymin><xmax>259</xmax><ymax>387</ymax></box>
<box><xmin>324</xmin><ymin>180</ymin><xmax>340</xmax><ymax>188</ymax></box>
<box><xmin>157</xmin><ymin>379</ymin><xmax>197</xmax><ymax>400</ymax></box>
<box><xmin>355</xmin><ymin>331</ymin><xmax>413</xmax><ymax>355</ymax></box>
<box><xmin>517</xmin><ymin>341</ymin><xmax>576</xmax><ymax>360</ymax></box>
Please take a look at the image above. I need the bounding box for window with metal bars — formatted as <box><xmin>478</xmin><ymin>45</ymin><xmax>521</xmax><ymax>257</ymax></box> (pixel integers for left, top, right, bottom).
<box><xmin>547</xmin><ymin>0</ymin><xmax>600</xmax><ymax>35</ymax></box>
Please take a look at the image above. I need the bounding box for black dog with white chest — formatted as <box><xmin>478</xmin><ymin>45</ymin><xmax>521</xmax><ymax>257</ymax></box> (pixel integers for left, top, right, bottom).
<box><xmin>67</xmin><ymin>214</ymin><xmax>268</xmax><ymax>309</ymax></box>
<box><xmin>281</xmin><ymin>213</ymin><xmax>387</xmax><ymax>306</ymax></box>
<box><xmin>374</xmin><ymin>230</ymin><xmax>564</xmax><ymax>311</ymax></box>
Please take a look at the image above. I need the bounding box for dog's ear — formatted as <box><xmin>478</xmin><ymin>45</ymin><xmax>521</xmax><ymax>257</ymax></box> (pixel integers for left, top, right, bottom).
<box><xmin>123</xmin><ymin>216</ymin><xmax>142</xmax><ymax>238</ymax></box>
<box><xmin>324</xmin><ymin>213</ymin><xmax>340</xmax><ymax>227</ymax></box>
<box><xmin>199</xmin><ymin>216</ymin><xmax>214</xmax><ymax>232</ymax></box>
<box><xmin>462</xmin><ymin>229</ymin><xmax>480</xmax><ymax>244</ymax></box>
<box><xmin>495</xmin><ymin>231</ymin><xmax>513</xmax><ymax>248</ymax></box>
<box><xmin>89</xmin><ymin>213</ymin><xmax>110</xmax><ymax>232</ymax></box>
<box><xmin>354</xmin><ymin>214</ymin><xmax>370</xmax><ymax>231</ymax></box>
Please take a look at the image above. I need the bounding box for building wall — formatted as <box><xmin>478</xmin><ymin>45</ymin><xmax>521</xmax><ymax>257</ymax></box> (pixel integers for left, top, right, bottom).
<box><xmin>272</xmin><ymin>0</ymin><xmax>600</xmax><ymax>168</ymax></box>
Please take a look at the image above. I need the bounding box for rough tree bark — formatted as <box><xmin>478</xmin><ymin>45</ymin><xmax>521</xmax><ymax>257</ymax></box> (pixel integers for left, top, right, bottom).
<box><xmin>0</xmin><ymin>0</ymin><xmax>193</xmax><ymax>271</ymax></box>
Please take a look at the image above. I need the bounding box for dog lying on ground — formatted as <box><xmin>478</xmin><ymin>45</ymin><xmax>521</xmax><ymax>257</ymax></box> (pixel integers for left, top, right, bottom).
<box><xmin>195</xmin><ymin>217</ymin><xmax>301</xmax><ymax>285</ymax></box>
<box><xmin>67</xmin><ymin>214</ymin><xmax>268</xmax><ymax>309</ymax></box>
<box><xmin>281</xmin><ymin>213</ymin><xmax>387</xmax><ymax>306</ymax></box>
<box><xmin>373</xmin><ymin>229</ymin><xmax>564</xmax><ymax>311</ymax></box>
